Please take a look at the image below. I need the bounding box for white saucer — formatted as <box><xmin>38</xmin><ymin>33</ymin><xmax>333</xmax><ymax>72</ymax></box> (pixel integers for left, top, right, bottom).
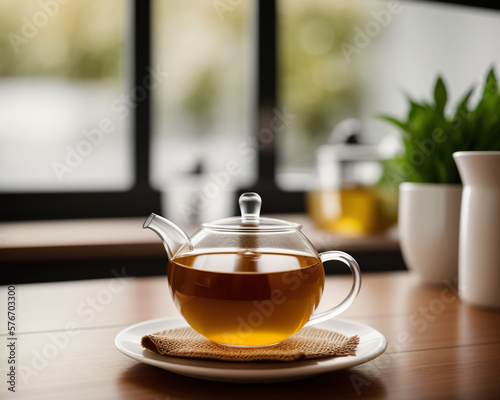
<box><xmin>115</xmin><ymin>317</ymin><xmax>387</xmax><ymax>384</ymax></box>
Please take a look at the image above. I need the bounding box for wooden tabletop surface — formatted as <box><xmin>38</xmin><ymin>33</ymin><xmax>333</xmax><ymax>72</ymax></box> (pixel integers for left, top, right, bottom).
<box><xmin>2</xmin><ymin>271</ymin><xmax>499</xmax><ymax>399</ymax></box>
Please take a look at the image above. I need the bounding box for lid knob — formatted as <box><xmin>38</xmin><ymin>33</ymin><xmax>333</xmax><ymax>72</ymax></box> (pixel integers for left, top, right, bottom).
<box><xmin>239</xmin><ymin>192</ymin><xmax>261</xmax><ymax>225</ymax></box>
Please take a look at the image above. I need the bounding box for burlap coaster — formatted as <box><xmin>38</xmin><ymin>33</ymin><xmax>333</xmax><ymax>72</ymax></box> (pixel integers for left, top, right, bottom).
<box><xmin>141</xmin><ymin>326</ymin><xmax>359</xmax><ymax>362</ymax></box>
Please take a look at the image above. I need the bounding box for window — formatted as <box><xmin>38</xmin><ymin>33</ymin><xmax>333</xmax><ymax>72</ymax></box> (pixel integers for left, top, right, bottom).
<box><xmin>150</xmin><ymin>0</ymin><xmax>255</xmax><ymax>224</ymax></box>
<box><xmin>0</xmin><ymin>0</ymin><xmax>130</xmax><ymax>192</ymax></box>
<box><xmin>1</xmin><ymin>0</ymin><xmax>499</xmax><ymax>221</ymax></box>
<box><xmin>277</xmin><ymin>0</ymin><xmax>500</xmax><ymax>191</ymax></box>
<box><xmin>277</xmin><ymin>0</ymin><xmax>365</xmax><ymax>189</ymax></box>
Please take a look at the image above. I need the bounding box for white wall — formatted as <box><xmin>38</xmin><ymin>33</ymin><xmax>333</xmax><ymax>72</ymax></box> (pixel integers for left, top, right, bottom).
<box><xmin>359</xmin><ymin>1</ymin><xmax>500</xmax><ymax>142</ymax></box>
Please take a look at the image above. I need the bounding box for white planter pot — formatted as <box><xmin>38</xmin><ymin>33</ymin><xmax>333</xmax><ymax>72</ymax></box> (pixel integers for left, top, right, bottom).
<box><xmin>399</xmin><ymin>182</ymin><xmax>462</xmax><ymax>285</ymax></box>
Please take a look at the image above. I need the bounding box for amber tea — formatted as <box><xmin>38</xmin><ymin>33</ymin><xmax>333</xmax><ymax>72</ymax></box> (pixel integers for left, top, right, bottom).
<box><xmin>167</xmin><ymin>251</ymin><xmax>325</xmax><ymax>346</ymax></box>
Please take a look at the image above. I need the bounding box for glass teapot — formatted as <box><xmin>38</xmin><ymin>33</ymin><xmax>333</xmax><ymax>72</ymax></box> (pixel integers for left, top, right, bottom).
<box><xmin>144</xmin><ymin>192</ymin><xmax>361</xmax><ymax>347</ymax></box>
<box><xmin>307</xmin><ymin>119</ymin><xmax>397</xmax><ymax>236</ymax></box>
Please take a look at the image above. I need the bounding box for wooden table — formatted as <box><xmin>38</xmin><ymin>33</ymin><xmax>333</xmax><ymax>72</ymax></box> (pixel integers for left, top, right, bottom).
<box><xmin>2</xmin><ymin>271</ymin><xmax>499</xmax><ymax>399</ymax></box>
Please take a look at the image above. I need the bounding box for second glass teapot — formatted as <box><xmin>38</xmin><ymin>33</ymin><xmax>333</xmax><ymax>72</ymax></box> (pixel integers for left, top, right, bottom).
<box><xmin>144</xmin><ymin>192</ymin><xmax>361</xmax><ymax>347</ymax></box>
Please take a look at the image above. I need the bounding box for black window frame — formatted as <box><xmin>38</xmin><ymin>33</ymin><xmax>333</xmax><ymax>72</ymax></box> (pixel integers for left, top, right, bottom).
<box><xmin>1</xmin><ymin>0</ymin><xmax>497</xmax><ymax>221</ymax></box>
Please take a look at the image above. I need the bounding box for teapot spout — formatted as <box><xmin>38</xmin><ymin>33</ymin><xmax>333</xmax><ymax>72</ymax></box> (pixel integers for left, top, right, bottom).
<box><xmin>143</xmin><ymin>213</ymin><xmax>193</xmax><ymax>261</ymax></box>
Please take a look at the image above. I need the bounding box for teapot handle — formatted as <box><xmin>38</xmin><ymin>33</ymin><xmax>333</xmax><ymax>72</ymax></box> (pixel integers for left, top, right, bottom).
<box><xmin>306</xmin><ymin>251</ymin><xmax>361</xmax><ymax>326</ymax></box>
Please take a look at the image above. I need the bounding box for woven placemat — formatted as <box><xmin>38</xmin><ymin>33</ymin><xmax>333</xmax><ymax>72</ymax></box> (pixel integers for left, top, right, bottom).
<box><xmin>141</xmin><ymin>326</ymin><xmax>359</xmax><ymax>362</ymax></box>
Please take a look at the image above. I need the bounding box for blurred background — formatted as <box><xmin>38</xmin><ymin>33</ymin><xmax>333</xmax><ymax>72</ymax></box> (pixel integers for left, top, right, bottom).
<box><xmin>2</xmin><ymin>0</ymin><xmax>500</xmax><ymax>217</ymax></box>
<box><xmin>1</xmin><ymin>0</ymin><xmax>500</xmax><ymax>281</ymax></box>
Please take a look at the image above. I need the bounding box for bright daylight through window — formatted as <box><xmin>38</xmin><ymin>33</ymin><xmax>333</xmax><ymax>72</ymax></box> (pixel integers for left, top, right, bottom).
<box><xmin>0</xmin><ymin>0</ymin><xmax>129</xmax><ymax>192</ymax></box>
<box><xmin>151</xmin><ymin>0</ymin><xmax>255</xmax><ymax>224</ymax></box>
<box><xmin>1</xmin><ymin>0</ymin><xmax>500</xmax><ymax>222</ymax></box>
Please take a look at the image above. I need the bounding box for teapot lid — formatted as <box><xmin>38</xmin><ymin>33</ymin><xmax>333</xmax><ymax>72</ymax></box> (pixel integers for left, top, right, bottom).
<box><xmin>202</xmin><ymin>193</ymin><xmax>301</xmax><ymax>231</ymax></box>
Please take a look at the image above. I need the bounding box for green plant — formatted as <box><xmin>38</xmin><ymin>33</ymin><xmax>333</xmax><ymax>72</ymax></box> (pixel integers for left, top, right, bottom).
<box><xmin>380</xmin><ymin>67</ymin><xmax>500</xmax><ymax>185</ymax></box>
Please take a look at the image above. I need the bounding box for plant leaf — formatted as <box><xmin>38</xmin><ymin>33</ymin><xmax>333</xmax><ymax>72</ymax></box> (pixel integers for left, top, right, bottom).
<box><xmin>435</xmin><ymin>159</ymin><xmax>449</xmax><ymax>183</ymax></box>
<box><xmin>377</xmin><ymin>66</ymin><xmax>500</xmax><ymax>186</ymax></box>
<box><xmin>378</xmin><ymin>115</ymin><xmax>411</xmax><ymax>134</ymax></box>
<box><xmin>482</xmin><ymin>67</ymin><xmax>499</xmax><ymax>102</ymax></box>
<box><xmin>455</xmin><ymin>87</ymin><xmax>473</xmax><ymax>117</ymax></box>
<box><xmin>434</xmin><ymin>76</ymin><xmax>447</xmax><ymax>114</ymax></box>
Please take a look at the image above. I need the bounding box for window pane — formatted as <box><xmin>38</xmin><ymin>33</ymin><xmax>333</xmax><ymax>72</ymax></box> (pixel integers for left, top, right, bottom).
<box><xmin>277</xmin><ymin>0</ymin><xmax>365</xmax><ymax>189</ymax></box>
<box><xmin>0</xmin><ymin>0</ymin><xmax>130</xmax><ymax>192</ymax></box>
<box><xmin>277</xmin><ymin>0</ymin><xmax>500</xmax><ymax>189</ymax></box>
<box><xmin>151</xmin><ymin>0</ymin><xmax>255</xmax><ymax>222</ymax></box>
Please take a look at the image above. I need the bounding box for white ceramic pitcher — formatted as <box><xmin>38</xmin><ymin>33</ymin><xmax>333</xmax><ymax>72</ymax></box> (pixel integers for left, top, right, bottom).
<box><xmin>453</xmin><ymin>151</ymin><xmax>500</xmax><ymax>309</ymax></box>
